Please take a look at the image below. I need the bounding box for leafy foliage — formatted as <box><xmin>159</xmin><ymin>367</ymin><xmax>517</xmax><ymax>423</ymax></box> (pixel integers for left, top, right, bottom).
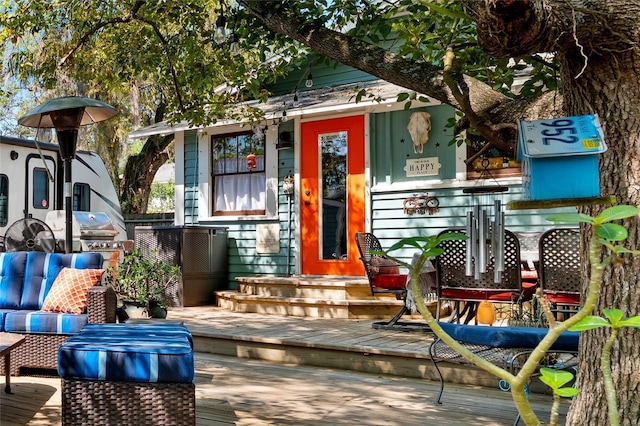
<box><xmin>105</xmin><ymin>248</ymin><xmax>181</xmax><ymax>308</ymax></box>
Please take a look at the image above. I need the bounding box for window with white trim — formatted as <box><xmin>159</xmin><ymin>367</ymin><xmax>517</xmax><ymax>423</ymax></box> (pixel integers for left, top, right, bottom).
<box><xmin>211</xmin><ymin>131</ymin><xmax>266</xmax><ymax>216</ymax></box>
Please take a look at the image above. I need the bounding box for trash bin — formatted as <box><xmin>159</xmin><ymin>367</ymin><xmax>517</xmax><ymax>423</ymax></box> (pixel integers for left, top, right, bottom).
<box><xmin>134</xmin><ymin>226</ymin><xmax>228</xmax><ymax>306</ymax></box>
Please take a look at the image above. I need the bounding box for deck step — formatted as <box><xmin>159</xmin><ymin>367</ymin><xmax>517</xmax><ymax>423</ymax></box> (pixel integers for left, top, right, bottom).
<box><xmin>216</xmin><ymin>290</ymin><xmax>419</xmax><ymax>319</ymax></box>
<box><xmin>235</xmin><ymin>276</ymin><xmax>378</xmax><ymax>300</ymax></box>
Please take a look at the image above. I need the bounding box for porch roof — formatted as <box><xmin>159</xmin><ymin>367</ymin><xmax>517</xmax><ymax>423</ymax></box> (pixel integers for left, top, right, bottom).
<box><xmin>128</xmin><ymin>80</ymin><xmax>427</xmax><ymax>139</ymax></box>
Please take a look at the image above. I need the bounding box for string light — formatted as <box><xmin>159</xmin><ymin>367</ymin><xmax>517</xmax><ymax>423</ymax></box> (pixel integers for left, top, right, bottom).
<box><xmin>293</xmin><ymin>90</ymin><xmax>299</xmax><ymax>108</ymax></box>
<box><xmin>305</xmin><ymin>71</ymin><xmax>313</xmax><ymax>88</ymax></box>
<box><xmin>229</xmin><ymin>33</ymin><xmax>240</xmax><ymax>56</ymax></box>
<box><xmin>213</xmin><ymin>15</ymin><xmax>227</xmax><ymax>44</ymax></box>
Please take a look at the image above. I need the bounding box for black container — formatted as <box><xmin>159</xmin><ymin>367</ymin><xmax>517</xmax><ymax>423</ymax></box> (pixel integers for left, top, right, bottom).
<box><xmin>134</xmin><ymin>226</ymin><xmax>228</xmax><ymax>306</ymax></box>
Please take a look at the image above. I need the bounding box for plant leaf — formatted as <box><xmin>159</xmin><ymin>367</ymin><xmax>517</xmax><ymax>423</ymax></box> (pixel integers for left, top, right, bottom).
<box><xmin>596</xmin><ymin>223</ymin><xmax>628</xmax><ymax>241</ymax></box>
<box><xmin>618</xmin><ymin>315</ymin><xmax>640</xmax><ymax>328</ymax></box>
<box><xmin>568</xmin><ymin>316</ymin><xmax>611</xmax><ymax>331</ymax></box>
<box><xmin>546</xmin><ymin>213</ymin><xmax>593</xmax><ymax>224</ymax></box>
<box><xmin>436</xmin><ymin>232</ymin><xmax>469</xmax><ymax>243</ymax></box>
<box><xmin>556</xmin><ymin>387</ymin><xmax>579</xmax><ymax>398</ymax></box>
<box><xmin>603</xmin><ymin>308</ymin><xmax>623</xmax><ymax>325</ymax></box>
<box><xmin>539</xmin><ymin>367</ymin><xmax>575</xmax><ymax>388</ymax></box>
<box><xmin>593</xmin><ymin>205</ymin><xmax>640</xmax><ymax>224</ymax></box>
<box><xmin>612</xmin><ymin>246</ymin><xmax>640</xmax><ymax>255</ymax></box>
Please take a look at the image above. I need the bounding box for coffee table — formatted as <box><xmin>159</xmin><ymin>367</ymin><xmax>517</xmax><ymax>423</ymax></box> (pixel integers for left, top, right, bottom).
<box><xmin>0</xmin><ymin>332</ymin><xmax>26</xmax><ymax>393</ymax></box>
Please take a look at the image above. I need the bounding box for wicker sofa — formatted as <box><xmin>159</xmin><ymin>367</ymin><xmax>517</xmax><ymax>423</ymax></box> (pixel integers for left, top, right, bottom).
<box><xmin>0</xmin><ymin>251</ymin><xmax>116</xmax><ymax>376</ymax></box>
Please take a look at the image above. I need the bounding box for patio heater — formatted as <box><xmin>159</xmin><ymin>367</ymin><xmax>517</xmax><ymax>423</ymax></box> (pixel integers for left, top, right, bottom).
<box><xmin>18</xmin><ymin>96</ymin><xmax>118</xmax><ymax>253</ymax></box>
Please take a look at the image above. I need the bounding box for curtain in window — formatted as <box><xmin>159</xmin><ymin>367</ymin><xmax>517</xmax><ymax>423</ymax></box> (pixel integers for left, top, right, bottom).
<box><xmin>213</xmin><ymin>155</ymin><xmax>265</xmax><ymax>174</ymax></box>
<box><xmin>215</xmin><ymin>172</ymin><xmax>266</xmax><ymax>211</ymax></box>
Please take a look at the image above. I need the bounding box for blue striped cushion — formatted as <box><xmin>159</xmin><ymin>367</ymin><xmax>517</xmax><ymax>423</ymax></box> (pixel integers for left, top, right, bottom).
<box><xmin>0</xmin><ymin>252</ymin><xmax>27</xmax><ymax>309</ymax></box>
<box><xmin>58</xmin><ymin>324</ymin><xmax>194</xmax><ymax>383</ymax></box>
<box><xmin>4</xmin><ymin>310</ymin><xmax>88</xmax><ymax>334</ymax></box>
<box><xmin>20</xmin><ymin>252</ymin><xmax>104</xmax><ymax>310</ymax></box>
<box><xmin>80</xmin><ymin>323</ymin><xmax>194</xmax><ymax>348</ymax></box>
<box><xmin>0</xmin><ymin>310</ymin><xmax>12</xmax><ymax>331</ymax></box>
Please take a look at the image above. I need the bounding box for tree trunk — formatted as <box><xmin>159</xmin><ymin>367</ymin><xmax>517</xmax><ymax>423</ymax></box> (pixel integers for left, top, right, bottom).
<box><xmin>559</xmin><ymin>47</ymin><xmax>640</xmax><ymax>426</ymax></box>
<box><xmin>120</xmin><ymin>132</ymin><xmax>174</xmax><ymax>214</ymax></box>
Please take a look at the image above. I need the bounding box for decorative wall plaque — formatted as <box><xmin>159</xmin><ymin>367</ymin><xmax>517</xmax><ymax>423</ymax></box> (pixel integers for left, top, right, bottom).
<box><xmin>404</xmin><ymin>157</ymin><xmax>441</xmax><ymax>177</ymax></box>
<box><xmin>256</xmin><ymin>223</ymin><xmax>280</xmax><ymax>254</ymax></box>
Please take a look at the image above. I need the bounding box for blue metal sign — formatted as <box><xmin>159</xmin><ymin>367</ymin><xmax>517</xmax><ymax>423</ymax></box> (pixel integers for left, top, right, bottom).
<box><xmin>518</xmin><ymin>114</ymin><xmax>607</xmax><ymax>157</ymax></box>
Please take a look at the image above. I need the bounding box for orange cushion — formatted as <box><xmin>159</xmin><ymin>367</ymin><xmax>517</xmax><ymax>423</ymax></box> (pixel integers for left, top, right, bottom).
<box><xmin>41</xmin><ymin>268</ymin><xmax>105</xmax><ymax>314</ymax></box>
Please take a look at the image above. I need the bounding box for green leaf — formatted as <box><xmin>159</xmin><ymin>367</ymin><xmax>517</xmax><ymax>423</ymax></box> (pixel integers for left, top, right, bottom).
<box><xmin>618</xmin><ymin>315</ymin><xmax>640</xmax><ymax>328</ymax></box>
<box><xmin>568</xmin><ymin>316</ymin><xmax>611</xmax><ymax>331</ymax></box>
<box><xmin>596</xmin><ymin>223</ymin><xmax>628</xmax><ymax>241</ymax></box>
<box><xmin>603</xmin><ymin>308</ymin><xmax>623</xmax><ymax>325</ymax></box>
<box><xmin>539</xmin><ymin>368</ymin><xmax>575</xmax><ymax>388</ymax></box>
<box><xmin>611</xmin><ymin>246</ymin><xmax>640</xmax><ymax>255</ymax></box>
<box><xmin>546</xmin><ymin>213</ymin><xmax>593</xmax><ymax>224</ymax></box>
<box><xmin>397</xmin><ymin>92</ymin><xmax>410</xmax><ymax>102</ymax></box>
<box><xmin>422</xmin><ymin>1</ymin><xmax>472</xmax><ymax>20</ymax></box>
<box><xmin>556</xmin><ymin>387</ymin><xmax>579</xmax><ymax>398</ymax></box>
<box><xmin>593</xmin><ymin>205</ymin><xmax>640</xmax><ymax>224</ymax></box>
<box><xmin>387</xmin><ymin>237</ymin><xmax>422</xmax><ymax>252</ymax></box>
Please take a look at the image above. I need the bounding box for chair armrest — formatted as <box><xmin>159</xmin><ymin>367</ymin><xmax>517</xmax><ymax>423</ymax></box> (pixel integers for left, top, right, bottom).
<box><xmin>87</xmin><ymin>285</ymin><xmax>117</xmax><ymax>324</ymax></box>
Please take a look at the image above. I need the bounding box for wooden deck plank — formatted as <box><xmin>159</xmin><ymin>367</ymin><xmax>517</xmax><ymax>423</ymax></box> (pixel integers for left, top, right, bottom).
<box><xmin>1</xmin><ymin>352</ymin><xmax>567</xmax><ymax>425</ymax></box>
<box><xmin>1</xmin><ymin>307</ymin><xmax>571</xmax><ymax>424</ymax></box>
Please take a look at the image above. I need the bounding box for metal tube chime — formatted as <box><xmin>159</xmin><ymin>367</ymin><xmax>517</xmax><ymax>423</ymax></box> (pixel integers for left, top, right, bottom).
<box><xmin>464</xmin><ymin>194</ymin><xmax>506</xmax><ymax>283</ymax></box>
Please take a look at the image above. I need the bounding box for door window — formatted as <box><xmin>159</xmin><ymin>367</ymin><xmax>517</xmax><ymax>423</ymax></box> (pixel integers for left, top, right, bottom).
<box><xmin>32</xmin><ymin>168</ymin><xmax>50</xmax><ymax>209</ymax></box>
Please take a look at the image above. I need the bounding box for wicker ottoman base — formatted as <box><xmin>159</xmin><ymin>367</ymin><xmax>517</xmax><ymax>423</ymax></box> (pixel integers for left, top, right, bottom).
<box><xmin>61</xmin><ymin>379</ymin><xmax>195</xmax><ymax>426</ymax></box>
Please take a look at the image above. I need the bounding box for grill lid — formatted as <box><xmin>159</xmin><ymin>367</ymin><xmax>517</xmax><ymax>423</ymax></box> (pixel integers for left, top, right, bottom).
<box><xmin>45</xmin><ymin>210</ymin><xmax>120</xmax><ymax>240</ymax></box>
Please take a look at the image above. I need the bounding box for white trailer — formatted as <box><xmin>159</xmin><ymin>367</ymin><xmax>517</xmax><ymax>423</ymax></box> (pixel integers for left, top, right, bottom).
<box><xmin>0</xmin><ymin>135</ymin><xmax>130</xmax><ymax>252</ymax></box>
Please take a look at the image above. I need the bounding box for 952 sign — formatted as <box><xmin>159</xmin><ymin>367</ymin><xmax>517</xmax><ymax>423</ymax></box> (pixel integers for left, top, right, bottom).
<box><xmin>518</xmin><ymin>114</ymin><xmax>607</xmax><ymax>157</ymax></box>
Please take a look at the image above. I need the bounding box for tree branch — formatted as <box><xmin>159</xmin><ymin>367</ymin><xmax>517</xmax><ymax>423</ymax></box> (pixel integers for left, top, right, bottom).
<box><xmin>57</xmin><ymin>0</ymin><xmax>185</xmax><ymax>111</ymax></box>
<box><xmin>57</xmin><ymin>0</ymin><xmax>145</xmax><ymax>68</ymax></box>
<box><xmin>238</xmin><ymin>0</ymin><xmax>507</xmax><ymax>117</ymax></box>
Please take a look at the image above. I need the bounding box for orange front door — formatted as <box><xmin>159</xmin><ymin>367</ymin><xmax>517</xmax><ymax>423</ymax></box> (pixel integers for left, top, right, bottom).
<box><xmin>300</xmin><ymin>115</ymin><xmax>366</xmax><ymax>276</ymax></box>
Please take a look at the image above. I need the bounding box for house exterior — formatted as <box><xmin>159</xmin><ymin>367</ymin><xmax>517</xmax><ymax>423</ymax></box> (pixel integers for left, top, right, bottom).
<box><xmin>129</xmin><ymin>63</ymin><xmax>573</xmax><ymax>290</ymax></box>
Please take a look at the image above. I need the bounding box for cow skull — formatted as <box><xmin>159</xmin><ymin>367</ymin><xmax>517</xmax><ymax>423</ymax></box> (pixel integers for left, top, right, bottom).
<box><xmin>407</xmin><ymin>111</ymin><xmax>432</xmax><ymax>154</ymax></box>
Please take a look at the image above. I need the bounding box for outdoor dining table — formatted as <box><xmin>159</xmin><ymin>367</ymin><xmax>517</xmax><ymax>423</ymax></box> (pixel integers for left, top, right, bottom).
<box><xmin>0</xmin><ymin>332</ymin><xmax>27</xmax><ymax>393</ymax></box>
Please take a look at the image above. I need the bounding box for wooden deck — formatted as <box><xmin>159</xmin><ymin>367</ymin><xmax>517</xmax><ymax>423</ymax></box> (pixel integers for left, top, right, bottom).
<box><xmin>0</xmin><ymin>307</ymin><xmax>569</xmax><ymax>425</ymax></box>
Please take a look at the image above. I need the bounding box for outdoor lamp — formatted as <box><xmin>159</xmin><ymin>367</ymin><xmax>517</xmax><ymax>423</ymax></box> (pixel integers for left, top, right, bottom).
<box><xmin>305</xmin><ymin>72</ymin><xmax>313</xmax><ymax>88</ymax></box>
<box><xmin>18</xmin><ymin>96</ymin><xmax>118</xmax><ymax>253</ymax></box>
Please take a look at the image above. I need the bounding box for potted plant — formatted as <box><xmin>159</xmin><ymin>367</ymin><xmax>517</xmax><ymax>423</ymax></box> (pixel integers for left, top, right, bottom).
<box><xmin>105</xmin><ymin>248</ymin><xmax>181</xmax><ymax>321</ymax></box>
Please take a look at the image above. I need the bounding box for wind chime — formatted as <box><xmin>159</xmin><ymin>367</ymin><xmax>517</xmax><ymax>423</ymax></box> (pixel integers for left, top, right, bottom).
<box><xmin>463</xmin><ymin>157</ymin><xmax>508</xmax><ymax>284</ymax></box>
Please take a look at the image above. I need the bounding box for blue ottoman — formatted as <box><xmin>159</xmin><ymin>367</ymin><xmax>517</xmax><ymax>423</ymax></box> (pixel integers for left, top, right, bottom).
<box><xmin>58</xmin><ymin>323</ymin><xmax>195</xmax><ymax>425</ymax></box>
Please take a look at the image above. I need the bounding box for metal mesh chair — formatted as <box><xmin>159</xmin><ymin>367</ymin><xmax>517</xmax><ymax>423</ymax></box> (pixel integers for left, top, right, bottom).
<box><xmin>355</xmin><ymin>232</ymin><xmax>430</xmax><ymax>331</ymax></box>
<box><xmin>434</xmin><ymin>228</ymin><xmax>535</xmax><ymax>323</ymax></box>
<box><xmin>538</xmin><ymin>228</ymin><xmax>581</xmax><ymax>318</ymax></box>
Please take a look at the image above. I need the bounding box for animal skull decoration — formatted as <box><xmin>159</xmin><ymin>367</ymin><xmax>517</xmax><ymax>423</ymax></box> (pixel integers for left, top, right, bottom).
<box><xmin>407</xmin><ymin>111</ymin><xmax>432</xmax><ymax>154</ymax></box>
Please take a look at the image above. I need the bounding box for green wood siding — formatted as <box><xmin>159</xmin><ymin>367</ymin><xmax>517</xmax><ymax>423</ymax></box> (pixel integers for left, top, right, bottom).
<box><xmin>369</xmin><ymin>185</ymin><xmax>575</xmax><ymax>264</ymax></box>
<box><xmin>266</xmin><ymin>61</ymin><xmax>376</xmax><ymax>96</ymax></box>
<box><xmin>184</xmin><ymin>130</ymin><xmax>199</xmax><ymax>225</ymax></box>
<box><xmin>370</xmin><ymin>105</ymin><xmax>457</xmax><ymax>185</ymax></box>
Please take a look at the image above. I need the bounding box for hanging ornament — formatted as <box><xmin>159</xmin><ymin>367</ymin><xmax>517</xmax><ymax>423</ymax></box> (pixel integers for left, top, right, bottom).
<box><xmin>247</xmin><ymin>153</ymin><xmax>257</xmax><ymax>170</ymax></box>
